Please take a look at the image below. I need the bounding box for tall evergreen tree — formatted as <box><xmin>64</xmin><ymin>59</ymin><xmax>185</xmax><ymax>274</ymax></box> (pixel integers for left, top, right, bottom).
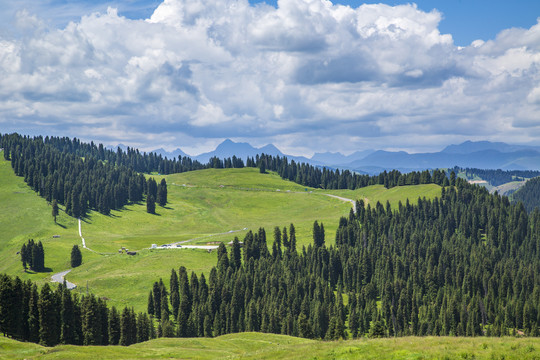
<box><xmin>108</xmin><ymin>306</ymin><xmax>121</xmax><ymax>345</ymax></box>
<box><xmin>52</xmin><ymin>199</ymin><xmax>59</xmax><ymax>223</ymax></box>
<box><xmin>157</xmin><ymin>179</ymin><xmax>167</xmax><ymax>207</ymax></box>
<box><xmin>146</xmin><ymin>195</ymin><xmax>156</xmax><ymax>214</ymax></box>
<box><xmin>38</xmin><ymin>283</ymin><xmax>60</xmax><ymax>346</ymax></box>
<box><xmin>71</xmin><ymin>245</ymin><xmax>82</xmax><ymax>268</ymax></box>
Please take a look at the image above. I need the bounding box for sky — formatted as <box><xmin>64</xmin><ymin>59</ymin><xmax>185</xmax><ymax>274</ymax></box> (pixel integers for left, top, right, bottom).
<box><xmin>1</xmin><ymin>0</ymin><xmax>540</xmax><ymax>156</ymax></box>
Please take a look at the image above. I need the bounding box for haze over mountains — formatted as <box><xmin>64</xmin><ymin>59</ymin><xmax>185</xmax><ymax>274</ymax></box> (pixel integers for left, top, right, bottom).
<box><xmin>145</xmin><ymin>140</ymin><xmax>540</xmax><ymax>174</ymax></box>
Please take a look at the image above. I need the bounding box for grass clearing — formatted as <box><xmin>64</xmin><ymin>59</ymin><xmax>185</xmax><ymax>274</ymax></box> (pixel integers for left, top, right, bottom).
<box><xmin>2</xmin><ymin>333</ymin><xmax>540</xmax><ymax>360</ymax></box>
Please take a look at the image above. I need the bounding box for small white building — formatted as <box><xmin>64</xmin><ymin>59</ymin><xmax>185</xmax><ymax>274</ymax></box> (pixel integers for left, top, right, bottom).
<box><xmin>151</xmin><ymin>244</ymin><xmax>157</xmax><ymax>249</ymax></box>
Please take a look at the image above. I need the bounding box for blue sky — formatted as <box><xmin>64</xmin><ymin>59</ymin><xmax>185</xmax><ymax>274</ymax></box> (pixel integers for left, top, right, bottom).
<box><xmin>1</xmin><ymin>0</ymin><xmax>540</xmax><ymax>155</ymax></box>
<box><xmin>3</xmin><ymin>0</ymin><xmax>539</xmax><ymax>45</ymax></box>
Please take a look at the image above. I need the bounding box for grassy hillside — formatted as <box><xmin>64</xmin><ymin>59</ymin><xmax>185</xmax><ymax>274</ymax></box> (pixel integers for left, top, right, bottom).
<box><xmin>0</xmin><ymin>152</ymin><xmax>441</xmax><ymax>311</ymax></box>
<box><xmin>2</xmin><ymin>333</ymin><xmax>540</xmax><ymax>360</ymax></box>
<box><xmin>0</xmin><ymin>152</ymin><xmax>99</xmax><ymax>284</ymax></box>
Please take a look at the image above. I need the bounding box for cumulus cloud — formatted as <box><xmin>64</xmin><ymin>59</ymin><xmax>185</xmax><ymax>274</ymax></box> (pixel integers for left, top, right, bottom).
<box><xmin>1</xmin><ymin>0</ymin><xmax>540</xmax><ymax>155</ymax></box>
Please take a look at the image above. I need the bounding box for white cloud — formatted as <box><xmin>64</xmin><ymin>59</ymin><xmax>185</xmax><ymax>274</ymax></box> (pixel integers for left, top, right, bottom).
<box><xmin>1</xmin><ymin>0</ymin><xmax>540</xmax><ymax>155</ymax></box>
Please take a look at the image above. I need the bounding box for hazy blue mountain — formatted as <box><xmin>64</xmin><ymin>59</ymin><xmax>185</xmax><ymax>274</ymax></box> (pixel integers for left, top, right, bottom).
<box><xmin>150</xmin><ymin>147</ymin><xmax>190</xmax><ymax>159</ymax></box>
<box><xmin>347</xmin><ymin>147</ymin><xmax>540</xmax><ymax>172</ymax></box>
<box><xmin>442</xmin><ymin>140</ymin><xmax>540</xmax><ymax>154</ymax></box>
<box><xmin>311</xmin><ymin>149</ymin><xmax>374</xmax><ymax>166</ymax></box>
<box><xmin>193</xmin><ymin>139</ymin><xmax>312</xmax><ymax>164</ymax></box>
<box><xmin>117</xmin><ymin>140</ymin><xmax>540</xmax><ymax>174</ymax></box>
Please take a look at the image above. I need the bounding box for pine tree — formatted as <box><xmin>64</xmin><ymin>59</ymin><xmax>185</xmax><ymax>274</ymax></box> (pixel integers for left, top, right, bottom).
<box><xmin>231</xmin><ymin>237</ymin><xmax>242</xmax><ymax>270</ymax></box>
<box><xmin>52</xmin><ymin>199</ymin><xmax>59</xmax><ymax>223</ymax></box>
<box><xmin>21</xmin><ymin>244</ymin><xmax>28</xmax><ymax>271</ymax></box>
<box><xmin>38</xmin><ymin>283</ymin><xmax>60</xmax><ymax>346</ymax></box>
<box><xmin>60</xmin><ymin>288</ymin><xmax>76</xmax><ymax>344</ymax></box>
<box><xmin>147</xmin><ymin>291</ymin><xmax>155</xmax><ymax>317</ymax></box>
<box><xmin>108</xmin><ymin>306</ymin><xmax>121</xmax><ymax>345</ymax></box>
<box><xmin>170</xmin><ymin>269</ymin><xmax>180</xmax><ymax>319</ymax></box>
<box><xmin>289</xmin><ymin>224</ymin><xmax>296</xmax><ymax>252</ymax></box>
<box><xmin>27</xmin><ymin>284</ymin><xmax>40</xmax><ymax>343</ymax></box>
<box><xmin>120</xmin><ymin>307</ymin><xmax>132</xmax><ymax>346</ymax></box>
<box><xmin>146</xmin><ymin>195</ymin><xmax>156</xmax><ymax>214</ymax></box>
<box><xmin>157</xmin><ymin>179</ymin><xmax>167</xmax><ymax>206</ymax></box>
<box><xmin>70</xmin><ymin>245</ymin><xmax>82</xmax><ymax>268</ymax></box>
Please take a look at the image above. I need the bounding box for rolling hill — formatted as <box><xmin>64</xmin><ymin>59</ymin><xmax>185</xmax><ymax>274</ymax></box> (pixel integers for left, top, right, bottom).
<box><xmin>0</xmin><ymin>151</ymin><xmax>441</xmax><ymax>312</ymax></box>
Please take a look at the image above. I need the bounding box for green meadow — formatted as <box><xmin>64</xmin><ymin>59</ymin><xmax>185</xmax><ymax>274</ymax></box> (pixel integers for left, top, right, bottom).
<box><xmin>2</xmin><ymin>333</ymin><xmax>540</xmax><ymax>360</ymax></box>
<box><xmin>0</xmin><ymin>152</ymin><xmax>441</xmax><ymax>312</ymax></box>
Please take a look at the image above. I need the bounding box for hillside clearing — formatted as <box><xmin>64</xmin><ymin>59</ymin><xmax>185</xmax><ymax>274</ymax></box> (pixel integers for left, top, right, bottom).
<box><xmin>0</xmin><ymin>153</ymin><xmax>441</xmax><ymax>312</ymax></box>
<box><xmin>1</xmin><ymin>333</ymin><xmax>540</xmax><ymax>360</ymax></box>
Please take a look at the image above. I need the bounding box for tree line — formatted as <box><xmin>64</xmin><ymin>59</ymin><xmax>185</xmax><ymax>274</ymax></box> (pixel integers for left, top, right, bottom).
<box><xmin>0</xmin><ymin>274</ymin><xmax>155</xmax><ymax>346</ymax></box>
<box><xmin>248</xmin><ymin>154</ymin><xmax>453</xmax><ymax>190</ymax></box>
<box><xmin>145</xmin><ymin>180</ymin><xmax>540</xmax><ymax>339</ymax></box>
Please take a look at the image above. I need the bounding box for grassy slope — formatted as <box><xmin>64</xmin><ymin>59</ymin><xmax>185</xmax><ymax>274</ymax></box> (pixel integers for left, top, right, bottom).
<box><xmin>326</xmin><ymin>183</ymin><xmax>442</xmax><ymax>209</ymax></box>
<box><xmin>0</xmin><ymin>153</ymin><xmax>441</xmax><ymax>312</ymax></box>
<box><xmin>2</xmin><ymin>333</ymin><xmax>540</xmax><ymax>360</ymax></box>
<box><xmin>0</xmin><ymin>153</ymin><xmax>99</xmax><ymax>285</ymax></box>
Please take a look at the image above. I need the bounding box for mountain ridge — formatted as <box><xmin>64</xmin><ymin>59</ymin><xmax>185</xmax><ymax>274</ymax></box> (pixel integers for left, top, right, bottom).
<box><xmin>145</xmin><ymin>140</ymin><xmax>540</xmax><ymax>173</ymax></box>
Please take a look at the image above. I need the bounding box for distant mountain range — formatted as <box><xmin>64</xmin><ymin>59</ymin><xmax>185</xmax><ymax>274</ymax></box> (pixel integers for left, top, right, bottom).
<box><xmin>144</xmin><ymin>139</ymin><xmax>540</xmax><ymax>174</ymax></box>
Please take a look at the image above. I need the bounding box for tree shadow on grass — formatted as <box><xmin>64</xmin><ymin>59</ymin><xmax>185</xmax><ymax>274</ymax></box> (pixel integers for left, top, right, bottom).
<box><xmin>55</xmin><ymin>223</ymin><xmax>67</xmax><ymax>229</ymax></box>
<box><xmin>161</xmin><ymin>205</ymin><xmax>174</xmax><ymax>210</ymax></box>
<box><xmin>24</xmin><ymin>267</ymin><xmax>53</xmax><ymax>274</ymax></box>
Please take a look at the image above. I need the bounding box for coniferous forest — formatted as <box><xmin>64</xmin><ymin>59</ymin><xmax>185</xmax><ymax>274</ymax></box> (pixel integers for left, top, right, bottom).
<box><xmin>0</xmin><ymin>275</ymin><xmax>153</xmax><ymax>346</ymax></box>
<box><xmin>512</xmin><ymin>176</ymin><xmax>540</xmax><ymax>213</ymax></box>
<box><xmin>146</xmin><ymin>182</ymin><xmax>540</xmax><ymax>339</ymax></box>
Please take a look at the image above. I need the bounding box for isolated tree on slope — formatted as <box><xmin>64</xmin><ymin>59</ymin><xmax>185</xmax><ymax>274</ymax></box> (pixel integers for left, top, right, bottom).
<box><xmin>71</xmin><ymin>245</ymin><xmax>82</xmax><ymax>268</ymax></box>
<box><xmin>52</xmin><ymin>199</ymin><xmax>59</xmax><ymax>223</ymax></box>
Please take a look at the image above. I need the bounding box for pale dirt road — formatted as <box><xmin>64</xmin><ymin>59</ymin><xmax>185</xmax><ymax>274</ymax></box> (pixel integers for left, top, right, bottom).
<box><xmin>51</xmin><ymin>269</ymin><xmax>76</xmax><ymax>289</ymax></box>
<box><xmin>324</xmin><ymin>194</ymin><xmax>357</xmax><ymax>213</ymax></box>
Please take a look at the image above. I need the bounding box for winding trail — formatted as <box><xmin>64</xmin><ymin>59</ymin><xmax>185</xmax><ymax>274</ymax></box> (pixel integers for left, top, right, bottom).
<box><xmin>324</xmin><ymin>194</ymin><xmax>357</xmax><ymax>213</ymax></box>
<box><xmin>78</xmin><ymin>218</ymin><xmax>86</xmax><ymax>248</ymax></box>
<box><xmin>51</xmin><ymin>269</ymin><xmax>77</xmax><ymax>289</ymax></box>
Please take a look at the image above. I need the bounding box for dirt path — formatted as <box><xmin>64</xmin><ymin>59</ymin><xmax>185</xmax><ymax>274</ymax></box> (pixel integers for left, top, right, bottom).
<box><xmin>323</xmin><ymin>194</ymin><xmax>357</xmax><ymax>213</ymax></box>
<box><xmin>51</xmin><ymin>269</ymin><xmax>76</xmax><ymax>289</ymax></box>
<box><xmin>78</xmin><ymin>218</ymin><xmax>87</xmax><ymax>249</ymax></box>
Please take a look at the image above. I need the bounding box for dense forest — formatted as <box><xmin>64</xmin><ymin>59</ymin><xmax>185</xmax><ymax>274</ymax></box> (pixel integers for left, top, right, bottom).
<box><xmin>512</xmin><ymin>177</ymin><xmax>540</xmax><ymax>213</ymax></box>
<box><xmin>0</xmin><ymin>275</ymin><xmax>154</xmax><ymax>346</ymax></box>
<box><xmin>146</xmin><ymin>180</ymin><xmax>540</xmax><ymax>339</ymax></box>
<box><xmin>454</xmin><ymin>166</ymin><xmax>540</xmax><ymax>187</ymax></box>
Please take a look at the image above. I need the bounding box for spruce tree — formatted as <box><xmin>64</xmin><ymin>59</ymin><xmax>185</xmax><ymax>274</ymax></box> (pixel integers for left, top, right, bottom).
<box><xmin>146</xmin><ymin>195</ymin><xmax>156</xmax><ymax>214</ymax></box>
<box><xmin>147</xmin><ymin>291</ymin><xmax>155</xmax><ymax>317</ymax></box>
<box><xmin>108</xmin><ymin>306</ymin><xmax>121</xmax><ymax>345</ymax></box>
<box><xmin>38</xmin><ymin>283</ymin><xmax>60</xmax><ymax>346</ymax></box>
<box><xmin>70</xmin><ymin>245</ymin><xmax>82</xmax><ymax>268</ymax></box>
<box><xmin>52</xmin><ymin>199</ymin><xmax>59</xmax><ymax>223</ymax></box>
<box><xmin>157</xmin><ymin>179</ymin><xmax>167</xmax><ymax>206</ymax></box>
<box><xmin>170</xmin><ymin>269</ymin><xmax>180</xmax><ymax>319</ymax></box>
<box><xmin>60</xmin><ymin>289</ymin><xmax>75</xmax><ymax>344</ymax></box>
